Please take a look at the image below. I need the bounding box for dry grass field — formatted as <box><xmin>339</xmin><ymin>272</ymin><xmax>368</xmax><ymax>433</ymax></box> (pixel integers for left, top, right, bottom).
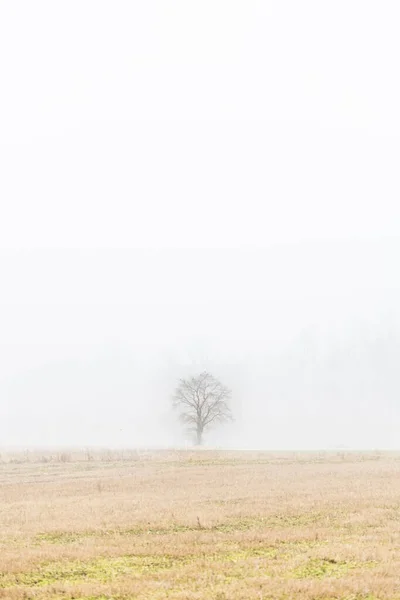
<box><xmin>1</xmin><ymin>450</ymin><xmax>400</xmax><ymax>600</ymax></box>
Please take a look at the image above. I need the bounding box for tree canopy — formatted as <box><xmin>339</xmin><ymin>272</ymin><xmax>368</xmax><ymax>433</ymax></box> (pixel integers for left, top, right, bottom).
<box><xmin>172</xmin><ymin>371</ymin><xmax>232</xmax><ymax>445</ymax></box>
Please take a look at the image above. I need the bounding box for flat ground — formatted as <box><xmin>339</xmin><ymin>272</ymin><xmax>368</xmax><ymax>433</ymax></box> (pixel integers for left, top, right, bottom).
<box><xmin>0</xmin><ymin>450</ymin><xmax>400</xmax><ymax>600</ymax></box>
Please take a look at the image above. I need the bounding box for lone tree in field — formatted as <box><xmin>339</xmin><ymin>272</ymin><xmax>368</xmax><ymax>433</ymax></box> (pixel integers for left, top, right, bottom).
<box><xmin>172</xmin><ymin>371</ymin><xmax>233</xmax><ymax>446</ymax></box>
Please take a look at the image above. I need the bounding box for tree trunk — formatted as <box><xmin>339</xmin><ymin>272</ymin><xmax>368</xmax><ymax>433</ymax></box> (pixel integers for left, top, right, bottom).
<box><xmin>196</xmin><ymin>426</ymin><xmax>203</xmax><ymax>446</ymax></box>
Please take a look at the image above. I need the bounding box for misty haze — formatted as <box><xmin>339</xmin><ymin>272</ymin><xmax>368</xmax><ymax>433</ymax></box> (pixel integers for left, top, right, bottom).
<box><xmin>1</xmin><ymin>242</ymin><xmax>399</xmax><ymax>450</ymax></box>
<box><xmin>1</xmin><ymin>1</ymin><xmax>400</xmax><ymax>598</ymax></box>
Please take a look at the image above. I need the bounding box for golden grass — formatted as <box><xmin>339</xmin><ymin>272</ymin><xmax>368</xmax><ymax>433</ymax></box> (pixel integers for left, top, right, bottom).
<box><xmin>0</xmin><ymin>450</ymin><xmax>400</xmax><ymax>599</ymax></box>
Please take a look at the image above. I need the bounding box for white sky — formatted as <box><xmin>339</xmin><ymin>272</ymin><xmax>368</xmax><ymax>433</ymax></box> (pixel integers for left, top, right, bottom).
<box><xmin>1</xmin><ymin>1</ymin><xmax>400</xmax><ymax>449</ymax></box>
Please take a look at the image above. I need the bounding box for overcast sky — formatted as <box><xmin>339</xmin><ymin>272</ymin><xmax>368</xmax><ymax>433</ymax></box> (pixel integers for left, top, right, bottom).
<box><xmin>1</xmin><ymin>1</ymin><xmax>400</xmax><ymax>449</ymax></box>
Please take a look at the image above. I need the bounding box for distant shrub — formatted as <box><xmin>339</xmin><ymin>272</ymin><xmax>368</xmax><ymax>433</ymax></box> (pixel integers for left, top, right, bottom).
<box><xmin>59</xmin><ymin>452</ymin><xmax>71</xmax><ymax>463</ymax></box>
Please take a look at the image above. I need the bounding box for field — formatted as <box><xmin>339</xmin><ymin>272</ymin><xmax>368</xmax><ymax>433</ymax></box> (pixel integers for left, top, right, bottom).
<box><xmin>0</xmin><ymin>450</ymin><xmax>400</xmax><ymax>600</ymax></box>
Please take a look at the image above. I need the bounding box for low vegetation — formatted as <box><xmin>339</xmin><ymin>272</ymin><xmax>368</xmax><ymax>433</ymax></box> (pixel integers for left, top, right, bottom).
<box><xmin>0</xmin><ymin>450</ymin><xmax>399</xmax><ymax>599</ymax></box>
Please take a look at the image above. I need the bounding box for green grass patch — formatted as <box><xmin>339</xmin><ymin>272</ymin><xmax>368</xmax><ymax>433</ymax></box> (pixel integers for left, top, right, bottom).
<box><xmin>0</xmin><ymin>554</ymin><xmax>188</xmax><ymax>588</ymax></box>
<box><xmin>34</xmin><ymin>524</ymin><xmax>194</xmax><ymax>545</ymax></box>
<box><xmin>0</xmin><ymin>545</ymin><xmax>280</xmax><ymax>589</ymax></box>
<box><xmin>290</xmin><ymin>557</ymin><xmax>377</xmax><ymax>580</ymax></box>
<box><xmin>219</xmin><ymin>547</ymin><xmax>277</xmax><ymax>562</ymax></box>
<box><xmin>34</xmin><ymin>512</ymin><xmax>331</xmax><ymax>547</ymax></box>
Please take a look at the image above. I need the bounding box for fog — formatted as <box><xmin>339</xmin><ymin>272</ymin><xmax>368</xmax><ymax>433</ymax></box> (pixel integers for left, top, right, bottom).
<box><xmin>1</xmin><ymin>1</ymin><xmax>400</xmax><ymax>450</ymax></box>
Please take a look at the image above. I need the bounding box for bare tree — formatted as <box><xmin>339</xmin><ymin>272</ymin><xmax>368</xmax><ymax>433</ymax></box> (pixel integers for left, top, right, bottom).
<box><xmin>172</xmin><ymin>371</ymin><xmax>233</xmax><ymax>445</ymax></box>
